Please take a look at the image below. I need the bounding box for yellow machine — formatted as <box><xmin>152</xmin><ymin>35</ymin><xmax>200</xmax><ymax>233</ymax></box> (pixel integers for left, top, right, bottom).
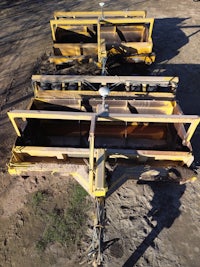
<box><xmin>50</xmin><ymin>10</ymin><xmax>155</xmax><ymax>68</ymax></box>
<box><xmin>7</xmin><ymin>8</ymin><xmax>199</xmax><ymax>266</ymax></box>
<box><xmin>7</xmin><ymin>75</ymin><xmax>199</xmax><ymax>265</ymax></box>
<box><xmin>8</xmin><ymin>75</ymin><xmax>199</xmax><ymax>196</ymax></box>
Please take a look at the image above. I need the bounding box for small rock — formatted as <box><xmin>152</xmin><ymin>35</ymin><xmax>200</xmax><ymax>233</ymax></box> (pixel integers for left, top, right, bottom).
<box><xmin>17</xmin><ymin>219</ymin><xmax>24</xmax><ymax>226</ymax></box>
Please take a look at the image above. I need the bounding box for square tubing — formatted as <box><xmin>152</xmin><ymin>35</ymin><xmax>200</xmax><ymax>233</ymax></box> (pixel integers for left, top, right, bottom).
<box><xmin>89</xmin><ymin>114</ymin><xmax>97</xmax><ymax>194</ymax></box>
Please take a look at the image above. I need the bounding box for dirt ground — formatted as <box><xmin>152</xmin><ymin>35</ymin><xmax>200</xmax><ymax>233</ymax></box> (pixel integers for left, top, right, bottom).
<box><xmin>0</xmin><ymin>0</ymin><xmax>200</xmax><ymax>266</ymax></box>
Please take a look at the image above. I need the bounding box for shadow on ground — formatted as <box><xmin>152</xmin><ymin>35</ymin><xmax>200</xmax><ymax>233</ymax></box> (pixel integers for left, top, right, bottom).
<box><xmin>122</xmin><ymin>181</ymin><xmax>186</xmax><ymax>267</ymax></box>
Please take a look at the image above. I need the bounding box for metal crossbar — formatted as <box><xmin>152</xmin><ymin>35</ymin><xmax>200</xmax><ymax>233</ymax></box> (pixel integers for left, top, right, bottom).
<box><xmin>7</xmin><ymin>109</ymin><xmax>200</xmax><ymax>145</ymax></box>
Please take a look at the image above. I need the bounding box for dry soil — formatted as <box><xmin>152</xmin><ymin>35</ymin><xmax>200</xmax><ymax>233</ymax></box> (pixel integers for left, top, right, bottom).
<box><xmin>0</xmin><ymin>0</ymin><xmax>200</xmax><ymax>267</ymax></box>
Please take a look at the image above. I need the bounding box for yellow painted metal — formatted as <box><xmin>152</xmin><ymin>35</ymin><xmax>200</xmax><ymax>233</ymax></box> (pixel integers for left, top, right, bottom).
<box><xmin>94</xmin><ymin>149</ymin><xmax>108</xmax><ymax>197</ymax></box>
<box><xmin>10</xmin><ymin>145</ymin><xmax>193</xmax><ymax>163</ymax></box>
<box><xmin>32</xmin><ymin>74</ymin><xmax>179</xmax><ymax>85</ymax></box>
<box><xmin>7</xmin><ymin>113</ymin><xmax>21</xmax><ymax>137</ymax></box>
<box><xmin>50</xmin><ymin>18</ymin><xmax>154</xmax><ymax>28</ymax></box>
<box><xmin>89</xmin><ymin>115</ymin><xmax>96</xmax><ymax>194</ymax></box>
<box><xmin>9</xmin><ymin>110</ymin><xmax>198</xmax><ymax>124</ymax></box>
<box><xmin>97</xmin><ymin>20</ymin><xmax>101</xmax><ymax>63</ymax></box>
<box><xmin>93</xmin><ymin>189</ymin><xmax>107</xmax><ymax>197</ymax></box>
<box><xmin>6</xmin><ymin>10</ymin><xmax>199</xmax><ymax>206</ymax></box>
<box><xmin>70</xmin><ymin>172</ymin><xmax>89</xmax><ymax>193</ymax></box>
<box><xmin>50</xmin><ymin>10</ymin><xmax>155</xmax><ymax>65</ymax></box>
<box><xmin>52</xmin><ymin>43</ymin><xmax>98</xmax><ymax>57</ymax></box>
<box><xmin>8</xmin><ymin>110</ymin><xmax>199</xmax><ymax>123</ymax></box>
<box><xmin>34</xmin><ymin>91</ymin><xmax>176</xmax><ymax>101</ymax></box>
<box><xmin>32</xmin><ymin>74</ymin><xmax>178</xmax><ymax>102</ymax></box>
<box><xmin>50</xmin><ymin>53</ymin><xmax>155</xmax><ymax>65</ymax></box>
<box><xmin>7</xmin><ymin>109</ymin><xmax>200</xmax><ymax>139</ymax></box>
<box><xmin>51</xmin><ymin>54</ymin><xmax>155</xmax><ymax>66</ymax></box>
<box><xmin>126</xmin><ymin>53</ymin><xmax>155</xmax><ymax>64</ymax></box>
<box><xmin>7</xmin><ymin>73</ymin><xmax>199</xmax><ymax>198</ymax></box>
<box><xmin>136</xmin><ymin>150</ymin><xmax>194</xmax><ymax>166</ymax></box>
<box><xmin>10</xmin><ymin>146</ymin><xmax>194</xmax><ymax>163</ymax></box>
<box><xmin>13</xmin><ymin>146</ymin><xmax>92</xmax><ymax>158</ymax></box>
<box><xmin>8</xmin><ymin>168</ymin><xmax>18</xmax><ymax>175</ymax></box>
<box><xmin>7</xmin><ymin>108</ymin><xmax>199</xmax><ymax>160</ymax></box>
<box><xmin>53</xmin><ymin>10</ymin><xmax>147</xmax><ymax>19</ymax></box>
<box><xmin>7</xmin><ymin>149</ymin><xmax>194</xmax><ymax>175</ymax></box>
<box><xmin>49</xmin><ymin>56</ymin><xmax>78</xmax><ymax>65</ymax></box>
<box><xmin>183</xmin><ymin>119</ymin><xmax>200</xmax><ymax>146</ymax></box>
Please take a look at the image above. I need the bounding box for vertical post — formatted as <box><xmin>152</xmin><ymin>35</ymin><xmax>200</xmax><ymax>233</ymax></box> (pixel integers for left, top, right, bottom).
<box><xmin>148</xmin><ymin>19</ymin><xmax>154</xmax><ymax>42</ymax></box>
<box><xmin>95</xmin><ymin>148</ymin><xmax>107</xmax><ymax>197</ymax></box>
<box><xmin>89</xmin><ymin>115</ymin><xmax>97</xmax><ymax>194</ymax></box>
<box><xmin>183</xmin><ymin>119</ymin><xmax>200</xmax><ymax>146</ymax></box>
<box><xmin>50</xmin><ymin>21</ymin><xmax>56</xmax><ymax>42</ymax></box>
<box><xmin>7</xmin><ymin>113</ymin><xmax>21</xmax><ymax>137</ymax></box>
<box><xmin>97</xmin><ymin>20</ymin><xmax>101</xmax><ymax>64</ymax></box>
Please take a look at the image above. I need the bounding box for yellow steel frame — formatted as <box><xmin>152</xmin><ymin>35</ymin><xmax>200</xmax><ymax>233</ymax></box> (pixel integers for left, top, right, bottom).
<box><xmin>7</xmin><ymin>73</ymin><xmax>199</xmax><ymax>197</ymax></box>
<box><xmin>32</xmin><ymin>74</ymin><xmax>178</xmax><ymax>97</ymax></box>
<box><xmin>33</xmin><ymin>90</ymin><xmax>177</xmax><ymax>104</ymax></box>
<box><xmin>7</xmin><ymin>110</ymin><xmax>199</xmax><ymax>147</ymax></box>
<box><xmin>32</xmin><ymin>74</ymin><xmax>178</xmax><ymax>85</ymax></box>
<box><xmin>50</xmin><ymin>11</ymin><xmax>154</xmax><ymax>65</ymax></box>
<box><xmin>7</xmin><ymin>108</ymin><xmax>199</xmax><ymax>196</ymax></box>
<box><xmin>10</xmin><ymin>146</ymin><xmax>194</xmax><ymax>165</ymax></box>
<box><xmin>8</xmin><ymin>146</ymin><xmax>195</xmax><ymax>196</ymax></box>
<box><xmin>53</xmin><ymin>11</ymin><xmax>147</xmax><ymax>19</ymax></box>
<box><xmin>50</xmin><ymin>18</ymin><xmax>154</xmax><ymax>41</ymax></box>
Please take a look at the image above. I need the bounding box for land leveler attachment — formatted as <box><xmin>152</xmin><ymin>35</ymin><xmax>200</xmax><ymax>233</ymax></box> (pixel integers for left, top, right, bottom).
<box><xmin>7</xmin><ymin>74</ymin><xmax>199</xmax><ymax>265</ymax></box>
<box><xmin>49</xmin><ymin>8</ymin><xmax>155</xmax><ymax>70</ymax></box>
